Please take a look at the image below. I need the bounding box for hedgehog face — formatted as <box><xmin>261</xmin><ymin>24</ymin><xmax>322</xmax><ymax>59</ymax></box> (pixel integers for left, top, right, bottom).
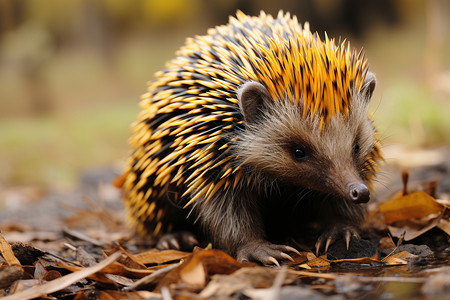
<box><xmin>236</xmin><ymin>78</ymin><xmax>378</xmax><ymax>204</ymax></box>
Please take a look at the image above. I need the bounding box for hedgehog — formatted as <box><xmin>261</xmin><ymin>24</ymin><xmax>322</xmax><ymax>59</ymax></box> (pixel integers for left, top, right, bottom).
<box><xmin>117</xmin><ymin>10</ymin><xmax>382</xmax><ymax>265</ymax></box>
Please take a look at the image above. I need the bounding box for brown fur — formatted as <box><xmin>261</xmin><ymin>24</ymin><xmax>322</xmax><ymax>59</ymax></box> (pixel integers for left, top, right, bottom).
<box><xmin>121</xmin><ymin>11</ymin><xmax>381</xmax><ymax>261</ymax></box>
<box><xmin>190</xmin><ymin>80</ymin><xmax>377</xmax><ymax>255</ymax></box>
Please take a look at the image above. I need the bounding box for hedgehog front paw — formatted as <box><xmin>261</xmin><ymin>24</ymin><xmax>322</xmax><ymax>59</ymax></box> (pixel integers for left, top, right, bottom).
<box><xmin>315</xmin><ymin>224</ymin><xmax>360</xmax><ymax>256</ymax></box>
<box><xmin>236</xmin><ymin>240</ymin><xmax>300</xmax><ymax>267</ymax></box>
<box><xmin>156</xmin><ymin>231</ymin><xmax>199</xmax><ymax>251</ymax></box>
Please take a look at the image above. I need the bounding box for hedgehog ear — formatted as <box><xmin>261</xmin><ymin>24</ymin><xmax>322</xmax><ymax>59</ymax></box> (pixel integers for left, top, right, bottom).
<box><xmin>237</xmin><ymin>82</ymin><xmax>273</xmax><ymax>124</ymax></box>
<box><xmin>362</xmin><ymin>72</ymin><xmax>376</xmax><ymax>100</ymax></box>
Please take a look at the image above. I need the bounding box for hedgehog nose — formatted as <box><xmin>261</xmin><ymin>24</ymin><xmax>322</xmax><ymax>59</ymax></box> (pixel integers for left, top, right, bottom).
<box><xmin>348</xmin><ymin>183</ymin><xmax>370</xmax><ymax>203</ymax></box>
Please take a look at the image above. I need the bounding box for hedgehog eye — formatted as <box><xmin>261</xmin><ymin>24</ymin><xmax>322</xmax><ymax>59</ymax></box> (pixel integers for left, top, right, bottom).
<box><xmin>353</xmin><ymin>142</ymin><xmax>360</xmax><ymax>154</ymax></box>
<box><xmin>293</xmin><ymin>148</ymin><xmax>307</xmax><ymax>161</ymax></box>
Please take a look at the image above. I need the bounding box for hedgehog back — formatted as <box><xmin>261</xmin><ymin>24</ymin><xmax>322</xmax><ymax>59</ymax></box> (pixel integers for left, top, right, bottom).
<box><xmin>122</xmin><ymin>10</ymin><xmax>370</xmax><ymax>237</ymax></box>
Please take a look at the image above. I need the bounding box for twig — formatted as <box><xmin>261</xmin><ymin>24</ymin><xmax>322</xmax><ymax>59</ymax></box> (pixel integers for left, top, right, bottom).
<box><xmin>62</xmin><ymin>226</ymin><xmax>103</xmax><ymax>247</ymax></box>
<box><xmin>2</xmin><ymin>251</ymin><xmax>122</xmax><ymax>300</ymax></box>
<box><xmin>44</xmin><ymin>251</ymin><xmax>83</xmax><ymax>267</ymax></box>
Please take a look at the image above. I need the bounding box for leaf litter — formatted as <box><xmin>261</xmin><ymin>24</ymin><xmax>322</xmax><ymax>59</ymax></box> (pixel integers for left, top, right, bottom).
<box><xmin>0</xmin><ymin>169</ymin><xmax>449</xmax><ymax>299</ymax></box>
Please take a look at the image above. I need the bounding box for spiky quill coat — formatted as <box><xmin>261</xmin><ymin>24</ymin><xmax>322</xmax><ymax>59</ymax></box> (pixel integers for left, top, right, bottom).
<box><xmin>120</xmin><ymin>11</ymin><xmax>382</xmax><ymax>257</ymax></box>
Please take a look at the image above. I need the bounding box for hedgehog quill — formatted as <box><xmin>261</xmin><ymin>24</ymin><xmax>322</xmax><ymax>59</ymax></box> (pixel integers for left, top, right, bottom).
<box><xmin>117</xmin><ymin>11</ymin><xmax>382</xmax><ymax>265</ymax></box>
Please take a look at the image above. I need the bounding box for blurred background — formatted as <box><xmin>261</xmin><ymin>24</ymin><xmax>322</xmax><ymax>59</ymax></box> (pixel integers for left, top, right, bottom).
<box><xmin>1</xmin><ymin>0</ymin><xmax>449</xmax><ymax>192</ymax></box>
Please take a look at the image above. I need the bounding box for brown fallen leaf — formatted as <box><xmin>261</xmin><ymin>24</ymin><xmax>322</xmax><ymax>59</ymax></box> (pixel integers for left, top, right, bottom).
<box><xmin>109</xmin><ymin>245</ymin><xmax>148</xmax><ymax>270</ymax></box>
<box><xmin>190</xmin><ymin>248</ymin><xmax>250</xmax><ymax>276</ymax></box>
<box><xmin>59</xmin><ymin>260</ymin><xmax>155</xmax><ymax>280</ymax></box>
<box><xmin>33</xmin><ymin>261</ymin><xmax>46</xmax><ymax>281</ymax></box>
<box><xmin>0</xmin><ymin>233</ymin><xmax>24</xmax><ymax>289</ymax></box>
<box><xmin>286</xmin><ymin>251</ymin><xmax>309</xmax><ymax>267</ymax></box>
<box><xmin>156</xmin><ymin>248</ymin><xmax>247</xmax><ymax>291</ymax></box>
<box><xmin>123</xmin><ymin>262</ymin><xmax>180</xmax><ymax>291</ymax></box>
<box><xmin>134</xmin><ymin>249</ymin><xmax>191</xmax><ymax>265</ymax></box>
<box><xmin>437</xmin><ymin>217</ymin><xmax>450</xmax><ymax>235</ymax></box>
<box><xmin>305</xmin><ymin>253</ymin><xmax>330</xmax><ymax>268</ymax></box>
<box><xmin>326</xmin><ymin>253</ymin><xmax>380</xmax><ymax>265</ymax></box>
<box><xmin>378</xmin><ymin>191</ymin><xmax>444</xmax><ymax>224</ymax></box>
<box><xmin>387</xmin><ymin>214</ymin><xmax>443</xmax><ymax>241</ymax></box>
<box><xmin>42</xmin><ymin>270</ymin><xmax>62</xmax><ymax>281</ymax></box>
<box><xmin>1</xmin><ymin>251</ymin><xmax>122</xmax><ymax>300</ymax></box>
<box><xmin>104</xmin><ymin>273</ymin><xmax>136</xmax><ymax>287</ymax></box>
<box><xmin>382</xmin><ymin>250</ymin><xmax>417</xmax><ymax>265</ymax></box>
<box><xmin>179</xmin><ymin>252</ymin><xmax>206</xmax><ymax>288</ymax></box>
<box><xmin>0</xmin><ymin>233</ymin><xmax>21</xmax><ymax>266</ymax></box>
<box><xmin>378</xmin><ymin>172</ymin><xmax>449</xmax><ymax>241</ymax></box>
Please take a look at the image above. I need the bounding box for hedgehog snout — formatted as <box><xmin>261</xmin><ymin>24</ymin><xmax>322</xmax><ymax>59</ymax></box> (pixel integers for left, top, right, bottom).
<box><xmin>348</xmin><ymin>183</ymin><xmax>370</xmax><ymax>204</ymax></box>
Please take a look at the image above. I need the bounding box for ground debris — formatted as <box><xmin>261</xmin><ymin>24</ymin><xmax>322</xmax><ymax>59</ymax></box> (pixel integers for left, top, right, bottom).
<box><xmin>0</xmin><ymin>162</ymin><xmax>449</xmax><ymax>299</ymax></box>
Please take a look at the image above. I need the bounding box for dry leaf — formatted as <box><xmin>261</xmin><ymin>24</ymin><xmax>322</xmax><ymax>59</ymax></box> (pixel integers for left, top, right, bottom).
<box><xmin>387</xmin><ymin>214</ymin><xmax>443</xmax><ymax>241</ymax></box>
<box><xmin>0</xmin><ymin>233</ymin><xmax>21</xmax><ymax>266</ymax></box>
<box><xmin>436</xmin><ymin>199</ymin><xmax>450</xmax><ymax>209</ymax></box>
<box><xmin>193</xmin><ymin>248</ymin><xmax>248</xmax><ymax>274</ymax></box>
<box><xmin>383</xmin><ymin>251</ymin><xmax>417</xmax><ymax>265</ymax></box>
<box><xmin>179</xmin><ymin>254</ymin><xmax>206</xmax><ymax>287</ymax></box>
<box><xmin>286</xmin><ymin>251</ymin><xmax>309</xmax><ymax>267</ymax></box>
<box><xmin>297</xmin><ymin>264</ymin><xmax>311</xmax><ymax>269</ymax></box>
<box><xmin>306</xmin><ymin>254</ymin><xmax>330</xmax><ymax>268</ymax></box>
<box><xmin>156</xmin><ymin>249</ymin><xmax>245</xmax><ymax>291</ymax></box>
<box><xmin>134</xmin><ymin>249</ymin><xmax>191</xmax><ymax>265</ymax></box>
<box><xmin>379</xmin><ymin>191</ymin><xmax>444</xmax><ymax>224</ymax></box>
<box><xmin>42</xmin><ymin>270</ymin><xmax>62</xmax><ymax>281</ymax></box>
<box><xmin>437</xmin><ymin>218</ymin><xmax>450</xmax><ymax>235</ymax></box>
<box><xmin>33</xmin><ymin>261</ymin><xmax>46</xmax><ymax>281</ymax></box>
<box><xmin>110</xmin><ymin>245</ymin><xmax>148</xmax><ymax>270</ymax></box>
<box><xmin>327</xmin><ymin>253</ymin><xmax>380</xmax><ymax>264</ymax></box>
<box><xmin>0</xmin><ymin>233</ymin><xmax>24</xmax><ymax>289</ymax></box>
<box><xmin>124</xmin><ymin>262</ymin><xmax>180</xmax><ymax>291</ymax></box>
<box><xmin>1</xmin><ymin>251</ymin><xmax>122</xmax><ymax>300</ymax></box>
<box><xmin>60</xmin><ymin>260</ymin><xmax>154</xmax><ymax>279</ymax></box>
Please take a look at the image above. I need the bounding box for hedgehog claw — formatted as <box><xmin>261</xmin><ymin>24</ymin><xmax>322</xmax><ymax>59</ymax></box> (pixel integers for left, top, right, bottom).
<box><xmin>345</xmin><ymin>230</ymin><xmax>351</xmax><ymax>250</ymax></box>
<box><xmin>267</xmin><ymin>256</ymin><xmax>280</xmax><ymax>267</ymax></box>
<box><xmin>315</xmin><ymin>240</ymin><xmax>322</xmax><ymax>256</ymax></box>
<box><xmin>159</xmin><ymin>240</ymin><xmax>170</xmax><ymax>250</ymax></box>
<box><xmin>157</xmin><ymin>231</ymin><xmax>199</xmax><ymax>251</ymax></box>
<box><xmin>236</xmin><ymin>240</ymin><xmax>299</xmax><ymax>266</ymax></box>
<box><xmin>315</xmin><ymin>224</ymin><xmax>361</xmax><ymax>255</ymax></box>
<box><xmin>169</xmin><ymin>238</ymin><xmax>180</xmax><ymax>250</ymax></box>
<box><xmin>285</xmin><ymin>246</ymin><xmax>301</xmax><ymax>256</ymax></box>
<box><xmin>325</xmin><ymin>237</ymin><xmax>333</xmax><ymax>253</ymax></box>
<box><xmin>187</xmin><ymin>235</ymin><xmax>199</xmax><ymax>246</ymax></box>
<box><xmin>280</xmin><ymin>252</ymin><xmax>294</xmax><ymax>262</ymax></box>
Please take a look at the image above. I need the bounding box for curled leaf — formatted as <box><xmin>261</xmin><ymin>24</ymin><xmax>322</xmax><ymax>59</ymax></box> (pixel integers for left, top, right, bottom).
<box><xmin>379</xmin><ymin>191</ymin><xmax>444</xmax><ymax>224</ymax></box>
